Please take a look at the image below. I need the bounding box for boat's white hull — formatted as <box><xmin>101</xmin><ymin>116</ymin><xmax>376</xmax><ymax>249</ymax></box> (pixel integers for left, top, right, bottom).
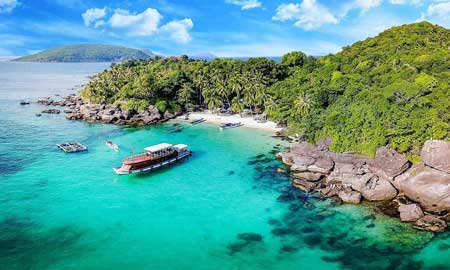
<box><xmin>113</xmin><ymin>151</ymin><xmax>191</xmax><ymax>175</ymax></box>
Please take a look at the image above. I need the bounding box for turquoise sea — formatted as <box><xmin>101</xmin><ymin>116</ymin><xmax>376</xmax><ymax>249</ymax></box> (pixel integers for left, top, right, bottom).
<box><xmin>1</xmin><ymin>62</ymin><xmax>450</xmax><ymax>270</ymax></box>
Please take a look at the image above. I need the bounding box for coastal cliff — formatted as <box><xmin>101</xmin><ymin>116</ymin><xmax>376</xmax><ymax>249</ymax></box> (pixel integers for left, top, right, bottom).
<box><xmin>278</xmin><ymin>139</ymin><xmax>450</xmax><ymax>232</ymax></box>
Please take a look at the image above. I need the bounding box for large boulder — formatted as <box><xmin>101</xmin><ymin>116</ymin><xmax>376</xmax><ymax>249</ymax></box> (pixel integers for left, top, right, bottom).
<box><xmin>391</xmin><ymin>163</ymin><xmax>425</xmax><ymax>190</ymax></box>
<box><xmin>399</xmin><ymin>167</ymin><xmax>450</xmax><ymax>212</ymax></box>
<box><xmin>308</xmin><ymin>158</ymin><xmax>334</xmax><ymax>174</ymax></box>
<box><xmin>369</xmin><ymin>147</ymin><xmax>410</xmax><ymax>180</ymax></box>
<box><xmin>398</xmin><ymin>204</ymin><xmax>424</xmax><ymax>222</ymax></box>
<box><xmin>292</xmin><ymin>179</ymin><xmax>318</xmax><ymax>193</ymax></box>
<box><xmin>338</xmin><ymin>189</ymin><xmax>362</xmax><ymax>204</ymax></box>
<box><xmin>290</xmin><ymin>156</ymin><xmax>315</xmax><ymax>172</ymax></box>
<box><xmin>421</xmin><ymin>140</ymin><xmax>450</xmax><ymax>174</ymax></box>
<box><xmin>414</xmin><ymin>215</ymin><xmax>447</xmax><ymax>232</ymax></box>
<box><xmin>360</xmin><ymin>175</ymin><xmax>398</xmax><ymax>201</ymax></box>
<box><xmin>291</xmin><ymin>172</ymin><xmax>323</xmax><ymax>182</ymax></box>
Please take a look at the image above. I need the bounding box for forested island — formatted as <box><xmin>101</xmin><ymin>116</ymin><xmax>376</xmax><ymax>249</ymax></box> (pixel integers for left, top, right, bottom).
<box><xmin>80</xmin><ymin>22</ymin><xmax>450</xmax><ymax>160</ymax></box>
<box><xmin>14</xmin><ymin>44</ymin><xmax>154</xmax><ymax>62</ymax></box>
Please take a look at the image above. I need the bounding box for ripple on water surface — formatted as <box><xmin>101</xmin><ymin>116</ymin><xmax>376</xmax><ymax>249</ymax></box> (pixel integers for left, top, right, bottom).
<box><xmin>0</xmin><ymin>98</ymin><xmax>448</xmax><ymax>270</ymax></box>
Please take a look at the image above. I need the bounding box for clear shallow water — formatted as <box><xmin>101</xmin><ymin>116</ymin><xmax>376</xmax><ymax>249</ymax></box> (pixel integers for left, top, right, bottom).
<box><xmin>1</xmin><ymin>63</ymin><xmax>450</xmax><ymax>270</ymax></box>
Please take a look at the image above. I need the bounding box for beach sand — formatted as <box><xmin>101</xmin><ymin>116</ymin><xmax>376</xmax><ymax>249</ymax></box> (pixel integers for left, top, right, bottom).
<box><xmin>178</xmin><ymin>111</ymin><xmax>281</xmax><ymax>132</ymax></box>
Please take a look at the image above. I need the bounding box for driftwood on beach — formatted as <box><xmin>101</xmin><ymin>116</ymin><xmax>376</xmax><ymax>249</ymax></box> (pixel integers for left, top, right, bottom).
<box><xmin>278</xmin><ymin>138</ymin><xmax>450</xmax><ymax>233</ymax></box>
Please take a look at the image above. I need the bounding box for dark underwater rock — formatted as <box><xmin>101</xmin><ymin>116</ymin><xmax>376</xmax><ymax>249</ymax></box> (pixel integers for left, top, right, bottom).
<box><xmin>237</xmin><ymin>233</ymin><xmax>263</xmax><ymax>242</ymax></box>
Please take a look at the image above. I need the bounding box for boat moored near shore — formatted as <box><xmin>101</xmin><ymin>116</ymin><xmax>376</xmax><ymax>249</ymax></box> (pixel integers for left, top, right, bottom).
<box><xmin>113</xmin><ymin>143</ymin><xmax>191</xmax><ymax>175</ymax></box>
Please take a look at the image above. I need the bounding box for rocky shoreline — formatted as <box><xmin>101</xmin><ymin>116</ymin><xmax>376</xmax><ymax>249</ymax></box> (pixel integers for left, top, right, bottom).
<box><xmin>277</xmin><ymin>139</ymin><xmax>450</xmax><ymax>233</ymax></box>
<box><xmin>37</xmin><ymin>95</ymin><xmax>179</xmax><ymax>126</ymax></box>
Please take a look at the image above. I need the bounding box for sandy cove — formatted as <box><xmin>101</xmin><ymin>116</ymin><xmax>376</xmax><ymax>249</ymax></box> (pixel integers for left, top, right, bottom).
<box><xmin>183</xmin><ymin>111</ymin><xmax>282</xmax><ymax>132</ymax></box>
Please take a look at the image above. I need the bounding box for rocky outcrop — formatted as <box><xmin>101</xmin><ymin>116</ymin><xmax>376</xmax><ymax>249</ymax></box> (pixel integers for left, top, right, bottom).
<box><xmin>399</xmin><ymin>204</ymin><xmax>424</xmax><ymax>222</ymax></box>
<box><xmin>278</xmin><ymin>139</ymin><xmax>450</xmax><ymax>232</ymax></box>
<box><xmin>41</xmin><ymin>109</ymin><xmax>61</xmax><ymax>114</ymax></box>
<box><xmin>421</xmin><ymin>140</ymin><xmax>450</xmax><ymax>174</ymax></box>
<box><xmin>338</xmin><ymin>189</ymin><xmax>362</xmax><ymax>204</ymax></box>
<box><xmin>38</xmin><ymin>95</ymin><xmax>179</xmax><ymax>126</ymax></box>
<box><xmin>398</xmin><ymin>167</ymin><xmax>450</xmax><ymax>212</ymax></box>
<box><xmin>414</xmin><ymin>215</ymin><xmax>447</xmax><ymax>232</ymax></box>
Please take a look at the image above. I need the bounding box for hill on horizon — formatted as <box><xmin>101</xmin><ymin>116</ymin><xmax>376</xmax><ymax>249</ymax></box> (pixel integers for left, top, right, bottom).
<box><xmin>14</xmin><ymin>44</ymin><xmax>154</xmax><ymax>63</ymax></box>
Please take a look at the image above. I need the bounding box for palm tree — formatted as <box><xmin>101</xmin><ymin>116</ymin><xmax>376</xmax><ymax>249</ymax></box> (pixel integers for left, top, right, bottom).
<box><xmin>193</xmin><ymin>71</ymin><xmax>210</xmax><ymax>106</ymax></box>
<box><xmin>177</xmin><ymin>83</ymin><xmax>195</xmax><ymax>110</ymax></box>
<box><xmin>294</xmin><ymin>93</ymin><xmax>313</xmax><ymax>117</ymax></box>
<box><xmin>212</xmin><ymin>71</ymin><xmax>231</xmax><ymax>110</ymax></box>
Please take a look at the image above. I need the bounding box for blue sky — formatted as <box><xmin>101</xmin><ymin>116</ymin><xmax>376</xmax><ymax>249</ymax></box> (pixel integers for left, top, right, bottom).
<box><xmin>1</xmin><ymin>0</ymin><xmax>450</xmax><ymax>57</ymax></box>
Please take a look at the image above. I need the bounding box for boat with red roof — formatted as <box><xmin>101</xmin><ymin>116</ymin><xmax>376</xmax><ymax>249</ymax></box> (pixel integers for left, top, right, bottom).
<box><xmin>113</xmin><ymin>143</ymin><xmax>191</xmax><ymax>175</ymax></box>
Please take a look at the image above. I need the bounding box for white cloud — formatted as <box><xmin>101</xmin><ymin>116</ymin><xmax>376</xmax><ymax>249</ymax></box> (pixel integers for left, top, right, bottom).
<box><xmin>389</xmin><ymin>0</ymin><xmax>422</xmax><ymax>5</ymax></box>
<box><xmin>160</xmin><ymin>18</ymin><xmax>194</xmax><ymax>43</ymax></box>
<box><xmin>225</xmin><ymin>0</ymin><xmax>262</xmax><ymax>10</ymax></box>
<box><xmin>109</xmin><ymin>8</ymin><xmax>162</xmax><ymax>36</ymax></box>
<box><xmin>425</xmin><ymin>1</ymin><xmax>450</xmax><ymax>20</ymax></box>
<box><xmin>354</xmin><ymin>0</ymin><xmax>382</xmax><ymax>11</ymax></box>
<box><xmin>273</xmin><ymin>0</ymin><xmax>338</xmax><ymax>30</ymax></box>
<box><xmin>82</xmin><ymin>7</ymin><xmax>106</xmax><ymax>27</ymax></box>
<box><xmin>0</xmin><ymin>0</ymin><xmax>18</xmax><ymax>13</ymax></box>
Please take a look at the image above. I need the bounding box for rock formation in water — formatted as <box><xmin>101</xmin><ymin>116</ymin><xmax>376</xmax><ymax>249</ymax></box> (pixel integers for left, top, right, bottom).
<box><xmin>277</xmin><ymin>139</ymin><xmax>450</xmax><ymax>233</ymax></box>
<box><xmin>37</xmin><ymin>95</ymin><xmax>179</xmax><ymax>126</ymax></box>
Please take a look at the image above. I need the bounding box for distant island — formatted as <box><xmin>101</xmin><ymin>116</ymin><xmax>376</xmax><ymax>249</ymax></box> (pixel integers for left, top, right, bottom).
<box><xmin>14</xmin><ymin>44</ymin><xmax>154</xmax><ymax>63</ymax></box>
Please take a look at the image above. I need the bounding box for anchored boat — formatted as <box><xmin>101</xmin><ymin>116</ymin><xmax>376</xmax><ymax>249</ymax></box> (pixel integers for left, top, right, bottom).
<box><xmin>190</xmin><ymin>118</ymin><xmax>206</xmax><ymax>125</ymax></box>
<box><xmin>113</xmin><ymin>143</ymin><xmax>191</xmax><ymax>175</ymax></box>
<box><xmin>57</xmin><ymin>142</ymin><xmax>88</xmax><ymax>153</ymax></box>
<box><xmin>106</xmin><ymin>141</ymin><xmax>119</xmax><ymax>151</ymax></box>
<box><xmin>219</xmin><ymin>122</ymin><xmax>243</xmax><ymax>130</ymax></box>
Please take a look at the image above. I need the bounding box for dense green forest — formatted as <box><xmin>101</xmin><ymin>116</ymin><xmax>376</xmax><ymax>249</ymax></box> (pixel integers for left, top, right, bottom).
<box><xmin>15</xmin><ymin>44</ymin><xmax>153</xmax><ymax>62</ymax></box>
<box><xmin>80</xmin><ymin>22</ymin><xmax>450</xmax><ymax>159</ymax></box>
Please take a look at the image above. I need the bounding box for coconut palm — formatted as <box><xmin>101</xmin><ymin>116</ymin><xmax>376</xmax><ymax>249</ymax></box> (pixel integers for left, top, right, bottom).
<box><xmin>294</xmin><ymin>93</ymin><xmax>313</xmax><ymax>117</ymax></box>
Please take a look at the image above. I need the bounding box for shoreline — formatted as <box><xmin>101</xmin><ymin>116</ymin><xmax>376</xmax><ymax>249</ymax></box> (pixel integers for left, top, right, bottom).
<box><xmin>182</xmin><ymin>111</ymin><xmax>282</xmax><ymax>132</ymax></box>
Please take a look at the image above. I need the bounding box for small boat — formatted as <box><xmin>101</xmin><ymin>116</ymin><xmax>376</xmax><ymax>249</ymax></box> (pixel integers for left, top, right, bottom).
<box><xmin>113</xmin><ymin>143</ymin><xmax>191</xmax><ymax>175</ymax></box>
<box><xmin>220</xmin><ymin>122</ymin><xmax>243</xmax><ymax>130</ymax></box>
<box><xmin>106</xmin><ymin>141</ymin><xmax>119</xmax><ymax>151</ymax></box>
<box><xmin>19</xmin><ymin>100</ymin><xmax>30</xmax><ymax>105</ymax></box>
<box><xmin>190</xmin><ymin>118</ymin><xmax>206</xmax><ymax>125</ymax></box>
<box><xmin>57</xmin><ymin>142</ymin><xmax>88</xmax><ymax>153</ymax></box>
<box><xmin>164</xmin><ymin>127</ymin><xmax>182</xmax><ymax>133</ymax></box>
<box><xmin>35</xmin><ymin>113</ymin><xmax>42</xmax><ymax>117</ymax></box>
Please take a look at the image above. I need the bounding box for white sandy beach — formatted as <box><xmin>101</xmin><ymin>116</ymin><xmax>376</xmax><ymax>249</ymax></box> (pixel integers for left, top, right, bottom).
<box><xmin>180</xmin><ymin>111</ymin><xmax>281</xmax><ymax>132</ymax></box>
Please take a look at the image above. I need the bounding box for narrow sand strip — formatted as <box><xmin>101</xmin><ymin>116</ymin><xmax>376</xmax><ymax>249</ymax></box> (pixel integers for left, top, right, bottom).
<box><xmin>180</xmin><ymin>112</ymin><xmax>281</xmax><ymax>132</ymax></box>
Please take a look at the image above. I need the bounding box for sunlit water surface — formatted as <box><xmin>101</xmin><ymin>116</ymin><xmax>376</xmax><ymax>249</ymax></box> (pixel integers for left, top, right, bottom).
<box><xmin>0</xmin><ymin>62</ymin><xmax>449</xmax><ymax>270</ymax></box>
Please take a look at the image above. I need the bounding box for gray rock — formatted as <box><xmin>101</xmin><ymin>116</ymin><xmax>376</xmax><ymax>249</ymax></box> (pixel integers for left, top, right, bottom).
<box><xmin>291</xmin><ymin>172</ymin><xmax>323</xmax><ymax>182</ymax></box>
<box><xmin>398</xmin><ymin>204</ymin><xmax>424</xmax><ymax>222</ymax></box>
<box><xmin>338</xmin><ymin>189</ymin><xmax>362</xmax><ymax>204</ymax></box>
<box><xmin>399</xmin><ymin>167</ymin><xmax>450</xmax><ymax>212</ymax></box>
<box><xmin>421</xmin><ymin>140</ymin><xmax>450</xmax><ymax>174</ymax></box>
<box><xmin>290</xmin><ymin>156</ymin><xmax>316</xmax><ymax>172</ymax></box>
<box><xmin>414</xmin><ymin>215</ymin><xmax>447</xmax><ymax>232</ymax></box>
<box><xmin>369</xmin><ymin>147</ymin><xmax>410</xmax><ymax>180</ymax></box>
<box><xmin>360</xmin><ymin>175</ymin><xmax>398</xmax><ymax>201</ymax></box>
<box><xmin>292</xmin><ymin>178</ymin><xmax>318</xmax><ymax>193</ymax></box>
<box><xmin>316</xmin><ymin>137</ymin><xmax>333</xmax><ymax>151</ymax></box>
<box><xmin>308</xmin><ymin>158</ymin><xmax>334</xmax><ymax>174</ymax></box>
<box><xmin>164</xmin><ymin>111</ymin><xmax>175</xmax><ymax>119</ymax></box>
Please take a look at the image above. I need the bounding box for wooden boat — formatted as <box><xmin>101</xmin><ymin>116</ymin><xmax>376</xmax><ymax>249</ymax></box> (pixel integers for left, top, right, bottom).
<box><xmin>57</xmin><ymin>142</ymin><xmax>88</xmax><ymax>153</ymax></box>
<box><xmin>106</xmin><ymin>141</ymin><xmax>119</xmax><ymax>151</ymax></box>
<box><xmin>19</xmin><ymin>100</ymin><xmax>30</xmax><ymax>105</ymax></box>
<box><xmin>164</xmin><ymin>127</ymin><xmax>182</xmax><ymax>133</ymax></box>
<box><xmin>190</xmin><ymin>118</ymin><xmax>206</xmax><ymax>125</ymax></box>
<box><xmin>220</xmin><ymin>122</ymin><xmax>243</xmax><ymax>130</ymax></box>
<box><xmin>113</xmin><ymin>143</ymin><xmax>191</xmax><ymax>175</ymax></box>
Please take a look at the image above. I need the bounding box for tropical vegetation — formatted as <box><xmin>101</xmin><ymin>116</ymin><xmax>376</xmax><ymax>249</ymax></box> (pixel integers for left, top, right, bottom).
<box><xmin>80</xmin><ymin>22</ymin><xmax>450</xmax><ymax>159</ymax></box>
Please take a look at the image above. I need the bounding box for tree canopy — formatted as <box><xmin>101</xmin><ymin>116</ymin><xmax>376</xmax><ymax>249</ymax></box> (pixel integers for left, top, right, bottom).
<box><xmin>80</xmin><ymin>22</ymin><xmax>450</xmax><ymax>159</ymax></box>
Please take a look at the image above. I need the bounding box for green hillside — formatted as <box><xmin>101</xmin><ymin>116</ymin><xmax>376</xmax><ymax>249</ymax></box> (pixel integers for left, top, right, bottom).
<box><xmin>80</xmin><ymin>22</ymin><xmax>450</xmax><ymax>159</ymax></box>
<box><xmin>15</xmin><ymin>44</ymin><xmax>153</xmax><ymax>62</ymax></box>
<box><xmin>269</xmin><ymin>21</ymin><xmax>450</xmax><ymax>158</ymax></box>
